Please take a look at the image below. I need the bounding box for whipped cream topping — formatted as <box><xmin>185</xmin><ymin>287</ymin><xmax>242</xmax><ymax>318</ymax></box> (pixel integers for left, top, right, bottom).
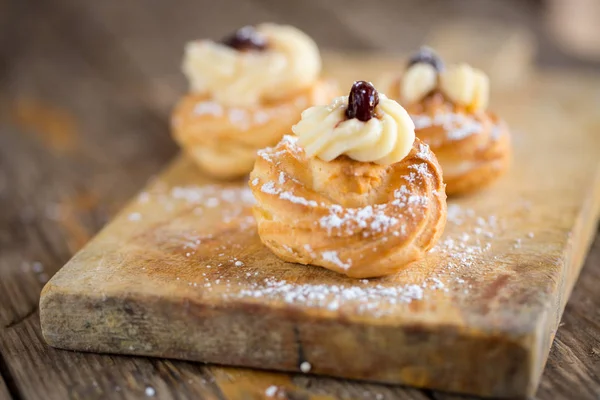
<box><xmin>440</xmin><ymin>63</ymin><xmax>489</xmax><ymax>112</ymax></box>
<box><xmin>401</xmin><ymin>63</ymin><xmax>438</xmax><ymax>104</ymax></box>
<box><xmin>292</xmin><ymin>95</ymin><xmax>415</xmax><ymax>165</ymax></box>
<box><xmin>400</xmin><ymin>50</ymin><xmax>490</xmax><ymax>112</ymax></box>
<box><xmin>182</xmin><ymin>23</ymin><xmax>321</xmax><ymax>107</ymax></box>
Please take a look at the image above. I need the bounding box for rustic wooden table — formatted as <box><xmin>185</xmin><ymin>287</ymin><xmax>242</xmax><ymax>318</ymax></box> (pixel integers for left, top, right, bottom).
<box><xmin>1</xmin><ymin>1</ymin><xmax>598</xmax><ymax>399</ymax></box>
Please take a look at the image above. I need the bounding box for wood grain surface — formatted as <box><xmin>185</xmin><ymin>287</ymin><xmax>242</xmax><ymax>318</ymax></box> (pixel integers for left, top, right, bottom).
<box><xmin>1</xmin><ymin>0</ymin><xmax>599</xmax><ymax>399</ymax></box>
<box><xmin>38</xmin><ymin>53</ymin><xmax>600</xmax><ymax>397</ymax></box>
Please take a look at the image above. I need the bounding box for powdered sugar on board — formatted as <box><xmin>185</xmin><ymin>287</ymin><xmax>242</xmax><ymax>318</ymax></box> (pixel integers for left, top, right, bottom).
<box><xmin>129</xmin><ymin>183</ymin><xmax>257</xmax><ymax>242</ymax></box>
<box><xmin>125</xmin><ymin>175</ymin><xmax>536</xmax><ymax>318</ymax></box>
<box><xmin>232</xmin><ymin>277</ymin><xmax>424</xmax><ymax>313</ymax></box>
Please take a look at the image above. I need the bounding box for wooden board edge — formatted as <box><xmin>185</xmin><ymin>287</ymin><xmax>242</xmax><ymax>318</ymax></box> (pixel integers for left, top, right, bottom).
<box><xmin>40</xmin><ymin>284</ymin><xmax>537</xmax><ymax>398</ymax></box>
<box><xmin>38</xmin><ymin>161</ymin><xmax>600</xmax><ymax>399</ymax></box>
<box><xmin>528</xmin><ymin>166</ymin><xmax>600</xmax><ymax>396</ymax></box>
<box><xmin>0</xmin><ymin>371</ymin><xmax>13</xmax><ymax>400</ymax></box>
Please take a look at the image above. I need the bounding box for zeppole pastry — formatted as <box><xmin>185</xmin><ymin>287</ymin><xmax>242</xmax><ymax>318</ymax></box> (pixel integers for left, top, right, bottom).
<box><xmin>385</xmin><ymin>47</ymin><xmax>511</xmax><ymax>195</ymax></box>
<box><xmin>250</xmin><ymin>81</ymin><xmax>447</xmax><ymax>278</ymax></box>
<box><xmin>171</xmin><ymin>24</ymin><xmax>336</xmax><ymax>179</ymax></box>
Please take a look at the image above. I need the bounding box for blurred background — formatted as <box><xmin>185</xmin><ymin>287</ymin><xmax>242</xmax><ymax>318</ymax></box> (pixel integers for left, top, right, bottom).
<box><xmin>3</xmin><ymin>0</ymin><xmax>599</xmax><ymax>148</ymax></box>
<box><xmin>4</xmin><ymin>0</ymin><xmax>600</xmax><ymax>104</ymax></box>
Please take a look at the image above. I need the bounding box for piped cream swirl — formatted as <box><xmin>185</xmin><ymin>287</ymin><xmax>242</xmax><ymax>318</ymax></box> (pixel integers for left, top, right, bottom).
<box><xmin>182</xmin><ymin>24</ymin><xmax>321</xmax><ymax>107</ymax></box>
<box><xmin>440</xmin><ymin>63</ymin><xmax>489</xmax><ymax>112</ymax></box>
<box><xmin>292</xmin><ymin>95</ymin><xmax>415</xmax><ymax>165</ymax></box>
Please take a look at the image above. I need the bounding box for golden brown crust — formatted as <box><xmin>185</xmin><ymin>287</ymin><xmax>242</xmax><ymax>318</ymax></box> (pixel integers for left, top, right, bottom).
<box><xmin>171</xmin><ymin>80</ymin><xmax>337</xmax><ymax>179</ymax></box>
<box><xmin>386</xmin><ymin>81</ymin><xmax>511</xmax><ymax>195</ymax></box>
<box><xmin>249</xmin><ymin>136</ymin><xmax>447</xmax><ymax>278</ymax></box>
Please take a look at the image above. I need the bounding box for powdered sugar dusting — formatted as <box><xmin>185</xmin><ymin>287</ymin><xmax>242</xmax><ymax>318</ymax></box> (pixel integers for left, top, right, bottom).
<box><xmin>411</xmin><ymin>112</ymin><xmax>483</xmax><ymax>141</ymax></box>
<box><xmin>126</xmin><ymin>179</ymin><xmax>537</xmax><ymax>318</ymax></box>
<box><xmin>300</xmin><ymin>361</ymin><xmax>311</xmax><ymax>373</ymax></box>
<box><xmin>491</xmin><ymin>123</ymin><xmax>504</xmax><ymax>141</ymax></box>
<box><xmin>319</xmin><ymin>205</ymin><xmax>401</xmax><ymax>237</ymax></box>
<box><xmin>170</xmin><ymin>185</ymin><xmax>255</xmax><ymax>207</ymax></box>
<box><xmin>279</xmin><ymin>191</ymin><xmax>318</xmax><ymax>207</ymax></box>
<box><xmin>408</xmin><ymin>162</ymin><xmax>432</xmax><ymax>178</ymax></box>
<box><xmin>254</xmin><ymin>111</ymin><xmax>270</xmax><ymax>125</ymax></box>
<box><xmin>132</xmin><ymin>184</ymin><xmax>257</xmax><ymax>234</ymax></box>
<box><xmin>265</xmin><ymin>386</ymin><xmax>278</xmax><ymax>397</ymax></box>
<box><xmin>260</xmin><ymin>181</ymin><xmax>318</xmax><ymax>207</ymax></box>
<box><xmin>261</xmin><ymin>181</ymin><xmax>278</xmax><ymax>195</ymax></box>
<box><xmin>228</xmin><ymin>108</ymin><xmax>249</xmax><ymax>128</ymax></box>
<box><xmin>257</xmin><ymin>135</ymin><xmax>302</xmax><ymax>164</ymax></box>
<box><xmin>194</xmin><ymin>101</ymin><xmax>223</xmax><ymax>117</ymax></box>
<box><xmin>317</xmin><ymin>177</ymin><xmax>428</xmax><ymax>238</ymax></box>
<box><xmin>321</xmin><ymin>251</ymin><xmax>351</xmax><ymax>270</ymax></box>
<box><xmin>128</xmin><ymin>212</ymin><xmax>142</xmax><ymax>221</ymax></box>
<box><xmin>258</xmin><ymin>167</ymin><xmax>431</xmax><ymax>238</ymax></box>
<box><xmin>416</xmin><ymin>142</ymin><xmax>432</xmax><ymax>161</ymax></box>
<box><xmin>222</xmin><ymin>201</ymin><xmax>528</xmax><ymax>315</ymax></box>
<box><xmin>233</xmin><ymin>277</ymin><xmax>424</xmax><ymax>313</ymax></box>
<box><xmin>280</xmin><ymin>135</ymin><xmax>299</xmax><ymax>147</ymax></box>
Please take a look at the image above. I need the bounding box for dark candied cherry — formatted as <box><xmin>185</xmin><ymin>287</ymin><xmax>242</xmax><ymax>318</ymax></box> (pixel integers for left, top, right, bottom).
<box><xmin>345</xmin><ymin>81</ymin><xmax>379</xmax><ymax>122</ymax></box>
<box><xmin>222</xmin><ymin>26</ymin><xmax>267</xmax><ymax>51</ymax></box>
<box><xmin>407</xmin><ymin>46</ymin><xmax>444</xmax><ymax>72</ymax></box>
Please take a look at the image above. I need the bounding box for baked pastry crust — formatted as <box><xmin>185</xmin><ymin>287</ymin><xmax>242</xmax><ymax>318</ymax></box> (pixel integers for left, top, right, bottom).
<box><xmin>172</xmin><ymin>80</ymin><xmax>336</xmax><ymax>179</ymax></box>
<box><xmin>249</xmin><ymin>135</ymin><xmax>447</xmax><ymax>278</ymax></box>
<box><xmin>388</xmin><ymin>83</ymin><xmax>511</xmax><ymax>195</ymax></box>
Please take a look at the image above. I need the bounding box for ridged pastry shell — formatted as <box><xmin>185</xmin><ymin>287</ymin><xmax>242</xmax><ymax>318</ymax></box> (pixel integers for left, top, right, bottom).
<box><xmin>171</xmin><ymin>80</ymin><xmax>336</xmax><ymax>179</ymax></box>
<box><xmin>249</xmin><ymin>135</ymin><xmax>447</xmax><ymax>278</ymax></box>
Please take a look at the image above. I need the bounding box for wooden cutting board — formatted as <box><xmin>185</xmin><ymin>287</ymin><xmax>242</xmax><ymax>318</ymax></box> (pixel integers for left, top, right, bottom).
<box><xmin>39</xmin><ymin>55</ymin><xmax>600</xmax><ymax>398</ymax></box>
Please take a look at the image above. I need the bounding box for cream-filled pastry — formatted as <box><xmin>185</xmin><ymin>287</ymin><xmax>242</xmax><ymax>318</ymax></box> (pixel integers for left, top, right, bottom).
<box><xmin>172</xmin><ymin>24</ymin><xmax>337</xmax><ymax>179</ymax></box>
<box><xmin>386</xmin><ymin>47</ymin><xmax>511</xmax><ymax>195</ymax></box>
<box><xmin>250</xmin><ymin>81</ymin><xmax>447</xmax><ymax>278</ymax></box>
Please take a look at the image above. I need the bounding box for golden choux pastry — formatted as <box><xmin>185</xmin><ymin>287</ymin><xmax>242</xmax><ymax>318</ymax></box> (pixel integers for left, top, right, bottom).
<box><xmin>171</xmin><ymin>24</ymin><xmax>336</xmax><ymax>179</ymax></box>
<box><xmin>385</xmin><ymin>47</ymin><xmax>511</xmax><ymax>195</ymax></box>
<box><xmin>250</xmin><ymin>82</ymin><xmax>447</xmax><ymax>278</ymax></box>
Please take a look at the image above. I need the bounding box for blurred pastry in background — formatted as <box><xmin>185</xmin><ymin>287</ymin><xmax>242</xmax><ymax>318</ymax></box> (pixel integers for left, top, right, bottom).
<box><xmin>171</xmin><ymin>24</ymin><xmax>336</xmax><ymax>179</ymax></box>
<box><xmin>385</xmin><ymin>47</ymin><xmax>511</xmax><ymax>196</ymax></box>
<box><xmin>250</xmin><ymin>81</ymin><xmax>446</xmax><ymax>278</ymax></box>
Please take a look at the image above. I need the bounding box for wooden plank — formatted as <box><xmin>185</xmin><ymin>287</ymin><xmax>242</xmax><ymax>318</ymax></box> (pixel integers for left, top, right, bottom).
<box><xmin>39</xmin><ymin>55</ymin><xmax>600</xmax><ymax>398</ymax></box>
<box><xmin>205</xmin><ymin>366</ymin><xmax>432</xmax><ymax>400</ymax></box>
<box><xmin>1</xmin><ymin>315</ymin><xmax>431</xmax><ymax>400</ymax></box>
<box><xmin>3</xmin><ymin>238</ymin><xmax>598</xmax><ymax>400</ymax></box>
<box><xmin>1</xmin><ymin>0</ymin><xmax>598</xmax><ymax>399</ymax></box>
<box><xmin>0</xmin><ymin>314</ymin><xmax>225</xmax><ymax>400</ymax></box>
<box><xmin>0</xmin><ymin>376</ymin><xmax>11</xmax><ymax>400</ymax></box>
<box><xmin>537</xmin><ymin>228</ymin><xmax>600</xmax><ymax>400</ymax></box>
<box><xmin>0</xmin><ymin>0</ymin><xmax>175</xmax><ymax>330</ymax></box>
<box><xmin>0</xmin><ymin>2</ymin><xmax>194</xmax><ymax>400</ymax></box>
